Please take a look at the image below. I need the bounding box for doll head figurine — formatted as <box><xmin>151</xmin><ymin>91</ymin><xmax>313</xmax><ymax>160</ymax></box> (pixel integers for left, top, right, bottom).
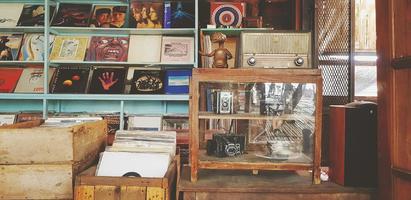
<box><xmin>200</xmin><ymin>32</ymin><xmax>232</xmax><ymax>68</ymax></box>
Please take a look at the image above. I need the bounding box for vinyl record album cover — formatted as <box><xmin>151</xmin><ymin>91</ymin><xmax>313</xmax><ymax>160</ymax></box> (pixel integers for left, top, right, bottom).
<box><xmin>51</xmin><ymin>3</ymin><xmax>92</xmax><ymax>27</ymax></box>
<box><xmin>0</xmin><ymin>114</ymin><xmax>16</xmax><ymax>126</ymax></box>
<box><xmin>165</xmin><ymin>1</ymin><xmax>195</xmax><ymax>28</ymax></box>
<box><xmin>14</xmin><ymin>67</ymin><xmax>55</xmax><ymax>93</ymax></box>
<box><xmin>0</xmin><ymin>3</ymin><xmax>24</xmax><ymax>27</ymax></box>
<box><xmin>161</xmin><ymin>36</ymin><xmax>194</xmax><ymax>63</ymax></box>
<box><xmin>17</xmin><ymin>4</ymin><xmax>56</xmax><ymax>26</ymax></box>
<box><xmin>129</xmin><ymin>69</ymin><xmax>164</xmax><ymax>94</ymax></box>
<box><xmin>86</xmin><ymin>36</ymin><xmax>129</xmax><ymax>62</ymax></box>
<box><xmin>129</xmin><ymin>1</ymin><xmax>163</xmax><ymax>28</ymax></box>
<box><xmin>88</xmin><ymin>66</ymin><xmax>126</xmax><ymax>94</ymax></box>
<box><xmin>49</xmin><ymin>36</ymin><xmax>89</xmax><ymax>61</ymax></box>
<box><xmin>90</xmin><ymin>5</ymin><xmax>127</xmax><ymax>28</ymax></box>
<box><xmin>49</xmin><ymin>66</ymin><xmax>90</xmax><ymax>94</ymax></box>
<box><xmin>18</xmin><ymin>34</ymin><xmax>55</xmax><ymax>61</ymax></box>
<box><xmin>0</xmin><ymin>68</ymin><xmax>23</xmax><ymax>93</ymax></box>
<box><xmin>127</xmin><ymin>35</ymin><xmax>161</xmax><ymax>63</ymax></box>
<box><xmin>0</xmin><ymin>34</ymin><xmax>23</xmax><ymax>61</ymax></box>
<box><xmin>16</xmin><ymin>112</ymin><xmax>43</xmax><ymax>123</ymax></box>
<box><xmin>210</xmin><ymin>2</ymin><xmax>245</xmax><ymax>28</ymax></box>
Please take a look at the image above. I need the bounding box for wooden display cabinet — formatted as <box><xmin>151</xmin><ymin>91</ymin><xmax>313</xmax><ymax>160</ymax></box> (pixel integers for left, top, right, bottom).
<box><xmin>189</xmin><ymin>68</ymin><xmax>322</xmax><ymax>184</ymax></box>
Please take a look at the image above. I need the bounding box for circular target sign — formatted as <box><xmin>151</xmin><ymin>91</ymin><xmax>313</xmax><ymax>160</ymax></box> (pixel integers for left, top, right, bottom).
<box><xmin>211</xmin><ymin>4</ymin><xmax>243</xmax><ymax>27</ymax></box>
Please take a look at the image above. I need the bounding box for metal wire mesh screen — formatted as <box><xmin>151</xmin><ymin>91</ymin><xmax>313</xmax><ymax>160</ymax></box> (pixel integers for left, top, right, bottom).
<box><xmin>316</xmin><ymin>0</ymin><xmax>353</xmax><ymax>105</ymax></box>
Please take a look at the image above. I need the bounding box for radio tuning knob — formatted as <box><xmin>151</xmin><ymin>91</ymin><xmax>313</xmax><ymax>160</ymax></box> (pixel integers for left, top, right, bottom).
<box><xmin>247</xmin><ymin>57</ymin><xmax>256</xmax><ymax>66</ymax></box>
<box><xmin>294</xmin><ymin>57</ymin><xmax>304</xmax><ymax>66</ymax></box>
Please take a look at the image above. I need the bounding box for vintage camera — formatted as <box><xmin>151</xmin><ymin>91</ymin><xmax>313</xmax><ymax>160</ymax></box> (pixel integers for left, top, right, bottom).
<box><xmin>207</xmin><ymin>134</ymin><xmax>245</xmax><ymax>157</ymax></box>
<box><xmin>214</xmin><ymin>91</ymin><xmax>233</xmax><ymax>114</ymax></box>
<box><xmin>240</xmin><ymin>32</ymin><xmax>312</xmax><ymax>68</ymax></box>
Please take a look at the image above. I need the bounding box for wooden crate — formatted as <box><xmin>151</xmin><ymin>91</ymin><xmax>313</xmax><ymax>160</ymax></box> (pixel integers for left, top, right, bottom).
<box><xmin>0</xmin><ymin>120</ymin><xmax>107</xmax><ymax>199</ymax></box>
<box><xmin>75</xmin><ymin>155</ymin><xmax>180</xmax><ymax>200</ymax></box>
<box><xmin>0</xmin><ymin>120</ymin><xmax>107</xmax><ymax>165</ymax></box>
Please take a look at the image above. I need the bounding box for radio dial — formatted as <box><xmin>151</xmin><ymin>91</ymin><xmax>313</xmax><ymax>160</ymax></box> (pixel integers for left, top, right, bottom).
<box><xmin>294</xmin><ymin>57</ymin><xmax>304</xmax><ymax>66</ymax></box>
<box><xmin>247</xmin><ymin>57</ymin><xmax>256</xmax><ymax>66</ymax></box>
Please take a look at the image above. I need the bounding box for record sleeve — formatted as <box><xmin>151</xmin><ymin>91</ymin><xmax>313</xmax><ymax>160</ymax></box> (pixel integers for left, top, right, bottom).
<box><xmin>14</xmin><ymin>67</ymin><xmax>55</xmax><ymax>93</ymax></box>
<box><xmin>17</xmin><ymin>4</ymin><xmax>56</xmax><ymax>26</ymax></box>
<box><xmin>90</xmin><ymin>5</ymin><xmax>127</xmax><ymax>28</ymax></box>
<box><xmin>18</xmin><ymin>34</ymin><xmax>55</xmax><ymax>61</ymax></box>
<box><xmin>51</xmin><ymin>3</ymin><xmax>92</xmax><ymax>27</ymax></box>
<box><xmin>127</xmin><ymin>35</ymin><xmax>161</xmax><ymax>63</ymax></box>
<box><xmin>86</xmin><ymin>36</ymin><xmax>129</xmax><ymax>62</ymax></box>
<box><xmin>129</xmin><ymin>1</ymin><xmax>163</xmax><ymax>28</ymax></box>
<box><xmin>49</xmin><ymin>66</ymin><xmax>90</xmax><ymax>94</ymax></box>
<box><xmin>49</xmin><ymin>36</ymin><xmax>89</xmax><ymax>61</ymax></box>
<box><xmin>0</xmin><ymin>68</ymin><xmax>23</xmax><ymax>93</ymax></box>
<box><xmin>129</xmin><ymin>68</ymin><xmax>164</xmax><ymax>94</ymax></box>
<box><xmin>170</xmin><ymin>1</ymin><xmax>195</xmax><ymax>28</ymax></box>
<box><xmin>0</xmin><ymin>34</ymin><xmax>23</xmax><ymax>61</ymax></box>
<box><xmin>88</xmin><ymin>66</ymin><xmax>126</xmax><ymax>94</ymax></box>
<box><xmin>0</xmin><ymin>3</ymin><xmax>24</xmax><ymax>27</ymax></box>
<box><xmin>161</xmin><ymin>36</ymin><xmax>194</xmax><ymax>63</ymax></box>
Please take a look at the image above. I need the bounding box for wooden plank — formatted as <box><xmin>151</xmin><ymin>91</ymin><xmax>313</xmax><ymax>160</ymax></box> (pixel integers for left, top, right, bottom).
<box><xmin>190</xmin><ymin>77</ymin><xmax>199</xmax><ymax>182</ymax></box>
<box><xmin>120</xmin><ymin>186</ymin><xmax>146</xmax><ymax>200</ymax></box>
<box><xmin>194</xmin><ymin>192</ymin><xmax>373</xmax><ymax>200</ymax></box>
<box><xmin>0</xmin><ymin>164</ymin><xmax>73</xmax><ymax>199</ymax></box>
<box><xmin>79</xmin><ymin>176</ymin><xmax>164</xmax><ymax>188</ymax></box>
<box><xmin>0</xmin><ymin>119</ymin><xmax>43</xmax><ymax>129</ymax></box>
<box><xmin>393</xmin><ymin>175</ymin><xmax>411</xmax><ymax>200</ymax></box>
<box><xmin>72</xmin><ymin>120</ymin><xmax>107</xmax><ymax>164</ymax></box>
<box><xmin>329</xmin><ymin>106</ymin><xmax>348</xmax><ymax>185</ymax></box>
<box><xmin>94</xmin><ymin>186</ymin><xmax>120</xmax><ymax>200</ymax></box>
<box><xmin>74</xmin><ymin>185</ymin><xmax>95</xmax><ymax>200</ymax></box>
<box><xmin>146</xmin><ymin>187</ymin><xmax>165</xmax><ymax>200</ymax></box>
<box><xmin>183</xmin><ymin>192</ymin><xmax>196</xmax><ymax>200</ymax></box>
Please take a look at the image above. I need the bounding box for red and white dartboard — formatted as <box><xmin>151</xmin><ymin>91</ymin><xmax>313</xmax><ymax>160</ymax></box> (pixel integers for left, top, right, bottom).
<box><xmin>210</xmin><ymin>2</ymin><xmax>245</xmax><ymax>28</ymax></box>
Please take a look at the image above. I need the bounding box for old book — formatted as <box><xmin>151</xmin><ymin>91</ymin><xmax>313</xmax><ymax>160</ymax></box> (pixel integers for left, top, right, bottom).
<box><xmin>0</xmin><ymin>34</ymin><xmax>24</xmax><ymax>61</ymax></box>
<box><xmin>161</xmin><ymin>36</ymin><xmax>194</xmax><ymax>63</ymax></box>
<box><xmin>90</xmin><ymin>5</ymin><xmax>127</xmax><ymax>28</ymax></box>
<box><xmin>129</xmin><ymin>1</ymin><xmax>163</xmax><ymax>28</ymax></box>
<box><xmin>88</xmin><ymin>66</ymin><xmax>126</xmax><ymax>94</ymax></box>
<box><xmin>17</xmin><ymin>4</ymin><xmax>56</xmax><ymax>26</ymax></box>
<box><xmin>127</xmin><ymin>35</ymin><xmax>161</xmax><ymax>63</ymax></box>
<box><xmin>51</xmin><ymin>3</ymin><xmax>92</xmax><ymax>27</ymax></box>
<box><xmin>49</xmin><ymin>36</ymin><xmax>89</xmax><ymax>61</ymax></box>
<box><xmin>18</xmin><ymin>34</ymin><xmax>55</xmax><ymax>61</ymax></box>
<box><xmin>14</xmin><ymin>67</ymin><xmax>55</xmax><ymax>93</ymax></box>
<box><xmin>162</xmin><ymin>114</ymin><xmax>189</xmax><ymax>145</ymax></box>
<box><xmin>16</xmin><ymin>112</ymin><xmax>43</xmax><ymax>123</ymax></box>
<box><xmin>128</xmin><ymin>68</ymin><xmax>164</xmax><ymax>94</ymax></box>
<box><xmin>49</xmin><ymin>66</ymin><xmax>91</xmax><ymax>94</ymax></box>
<box><xmin>86</xmin><ymin>36</ymin><xmax>129</xmax><ymax>62</ymax></box>
<box><xmin>0</xmin><ymin>114</ymin><xmax>16</xmax><ymax>126</ymax></box>
<box><xmin>0</xmin><ymin>68</ymin><xmax>23</xmax><ymax>93</ymax></box>
<box><xmin>0</xmin><ymin>3</ymin><xmax>24</xmax><ymax>27</ymax></box>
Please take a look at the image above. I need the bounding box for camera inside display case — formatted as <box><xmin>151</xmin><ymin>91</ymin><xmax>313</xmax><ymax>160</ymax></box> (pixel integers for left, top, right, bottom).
<box><xmin>190</xmin><ymin>68</ymin><xmax>322</xmax><ymax>184</ymax></box>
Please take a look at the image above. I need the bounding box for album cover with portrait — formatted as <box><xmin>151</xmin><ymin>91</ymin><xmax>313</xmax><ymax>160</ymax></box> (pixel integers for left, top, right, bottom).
<box><xmin>86</xmin><ymin>36</ymin><xmax>129</xmax><ymax>62</ymax></box>
<box><xmin>51</xmin><ymin>3</ymin><xmax>92</xmax><ymax>27</ymax></box>
<box><xmin>49</xmin><ymin>36</ymin><xmax>89</xmax><ymax>61</ymax></box>
<box><xmin>164</xmin><ymin>1</ymin><xmax>195</xmax><ymax>28</ymax></box>
<box><xmin>0</xmin><ymin>3</ymin><xmax>24</xmax><ymax>27</ymax></box>
<box><xmin>18</xmin><ymin>34</ymin><xmax>55</xmax><ymax>61</ymax></box>
<box><xmin>14</xmin><ymin>67</ymin><xmax>56</xmax><ymax>93</ymax></box>
<box><xmin>129</xmin><ymin>1</ymin><xmax>163</xmax><ymax>28</ymax></box>
<box><xmin>161</xmin><ymin>36</ymin><xmax>194</xmax><ymax>63</ymax></box>
<box><xmin>49</xmin><ymin>66</ymin><xmax>91</xmax><ymax>94</ymax></box>
<box><xmin>128</xmin><ymin>68</ymin><xmax>164</xmax><ymax>94</ymax></box>
<box><xmin>0</xmin><ymin>68</ymin><xmax>23</xmax><ymax>93</ymax></box>
<box><xmin>90</xmin><ymin>5</ymin><xmax>127</xmax><ymax>28</ymax></box>
<box><xmin>17</xmin><ymin>4</ymin><xmax>56</xmax><ymax>26</ymax></box>
<box><xmin>88</xmin><ymin>66</ymin><xmax>126</xmax><ymax>94</ymax></box>
<box><xmin>0</xmin><ymin>34</ymin><xmax>24</xmax><ymax>61</ymax></box>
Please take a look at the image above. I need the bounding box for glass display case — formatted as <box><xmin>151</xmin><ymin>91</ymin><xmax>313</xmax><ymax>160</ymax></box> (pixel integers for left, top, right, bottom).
<box><xmin>189</xmin><ymin>68</ymin><xmax>323</xmax><ymax>184</ymax></box>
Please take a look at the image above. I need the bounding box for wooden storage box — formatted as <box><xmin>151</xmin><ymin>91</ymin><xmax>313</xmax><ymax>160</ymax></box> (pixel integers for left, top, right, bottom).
<box><xmin>0</xmin><ymin>120</ymin><xmax>107</xmax><ymax>199</ymax></box>
<box><xmin>74</xmin><ymin>155</ymin><xmax>180</xmax><ymax>200</ymax></box>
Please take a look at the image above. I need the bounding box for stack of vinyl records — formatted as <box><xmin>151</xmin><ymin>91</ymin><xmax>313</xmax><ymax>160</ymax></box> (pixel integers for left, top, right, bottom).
<box><xmin>96</xmin><ymin>130</ymin><xmax>176</xmax><ymax>178</ymax></box>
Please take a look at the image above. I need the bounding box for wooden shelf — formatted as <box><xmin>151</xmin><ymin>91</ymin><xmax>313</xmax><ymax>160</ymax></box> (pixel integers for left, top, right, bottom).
<box><xmin>198</xmin><ymin>112</ymin><xmax>314</xmax><ymax>121</ymax></box>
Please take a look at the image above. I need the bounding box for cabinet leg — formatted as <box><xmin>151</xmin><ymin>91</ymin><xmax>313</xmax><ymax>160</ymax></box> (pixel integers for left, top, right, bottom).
<box><xmin>191</xmin><ymin>168</ymin><xmax>198</xmax><ymax>182</ymax></box>
<box><xmin>313</xmin><ymin>167</ymin><xmax>321</xmax><ymax>184</ymax></box>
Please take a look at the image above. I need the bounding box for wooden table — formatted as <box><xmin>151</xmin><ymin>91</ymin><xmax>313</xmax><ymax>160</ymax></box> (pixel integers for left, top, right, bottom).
<box><xmin>177</xmin><ymin>166</ymin><xmax>376</xmax><ymax>200</ymax></box>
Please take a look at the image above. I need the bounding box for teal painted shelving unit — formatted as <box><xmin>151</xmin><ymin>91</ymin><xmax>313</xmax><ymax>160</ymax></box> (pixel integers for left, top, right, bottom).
<box><xmin>0</xmin><ymin>0</ymin><xmax>198</xmax><ymax>128</ymax></box>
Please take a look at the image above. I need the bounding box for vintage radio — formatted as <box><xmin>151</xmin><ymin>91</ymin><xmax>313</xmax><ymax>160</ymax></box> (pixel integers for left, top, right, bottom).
<box><xmin>240</xmin><ymin>32</ymin><xmax>312</xmax><ymax>68</ymax></box>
